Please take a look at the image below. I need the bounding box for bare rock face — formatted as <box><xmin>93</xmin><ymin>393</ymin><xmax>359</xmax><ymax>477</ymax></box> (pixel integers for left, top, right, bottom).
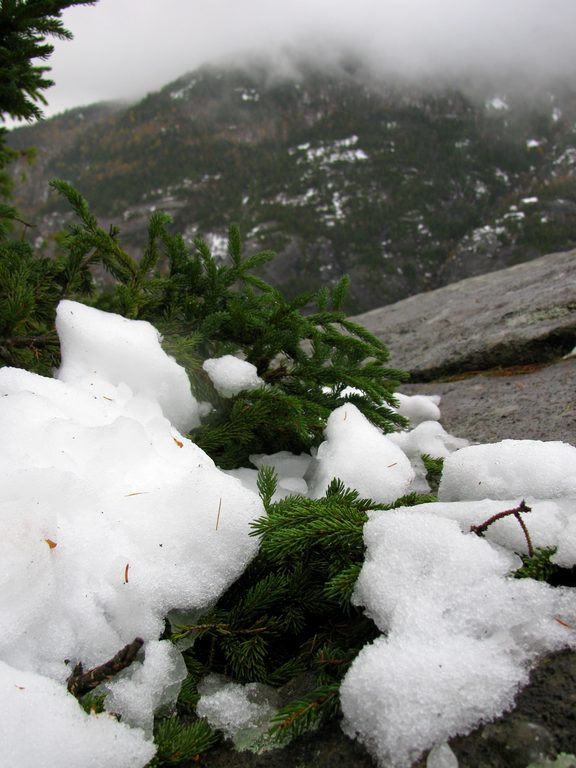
<box><xmin>352</xmin><ymin>249</ymin><xmax>576</xmax><ymax>380</ymax></box>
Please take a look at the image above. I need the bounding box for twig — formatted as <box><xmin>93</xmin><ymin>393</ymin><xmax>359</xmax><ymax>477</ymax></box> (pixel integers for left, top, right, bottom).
<box><xmin>471</xmin><ymin>500</ymin><xmax>534</xmax><ymax>557</ymax></box>
<box><xmin>67</xmin><ymin>637</ymin><xmax>144</xmax><ymax>698</ymax></box>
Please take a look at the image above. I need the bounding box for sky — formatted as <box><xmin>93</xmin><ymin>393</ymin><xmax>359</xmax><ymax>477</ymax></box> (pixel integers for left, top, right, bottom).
<box><xmin>30</xmin><ymin>0</ymin><xmax>576</xmax><ymax>118</ymax></box>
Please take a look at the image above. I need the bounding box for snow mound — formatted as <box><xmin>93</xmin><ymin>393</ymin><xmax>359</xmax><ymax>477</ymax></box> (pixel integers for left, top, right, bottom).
<box><xmin>56</xmin><ymin>299</ymin><xmax>199</xmax><ymax>432</ymax></box>
<box><xmin>308</xmin><ymin>403</ymin><xmax>415</xmax><ymax>503</ymax></box>
<box><xmin>394</xmin><ymin>392</ymin><xmax>441</xmax><ymax>426</ymax></box>
<box><xmin>0</xmin><ymin>660</ymin><xmax>155</xmax><ymax>768</ymax></box>
<box><xmin>341</xmin><ymin>511</ymin><xmax>576</xmax><ymax>768</ymax></box>
<box><xmin>0</xmin><ymin>301</ymin><xmax>264</xmax><ymax>766</ymax></box>
<box><xmin>439</xmin><ymin>440</ymin><xmax>576</xmax><ymax>501</ymax></box>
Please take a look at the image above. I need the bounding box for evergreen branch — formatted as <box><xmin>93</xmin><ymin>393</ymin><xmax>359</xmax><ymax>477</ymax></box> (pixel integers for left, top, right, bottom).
<box><xmin>153</xmin><ymin>718</ymin><xmax>220</xmax><ymax>766</ymax></box>
<box><xmin>268</xmin><ymin>684</ymin><xmax>340</xmax><ymax>742</ymax></box>
<box><xmin>324</xmin><ymin>563</ymin><xmax>363</xmax><ymax>606</ymax></box>
<box><xmin>171</xmin><ymin>620</ymin><xmax>270</xmax><ymax>643</ymax></box>
<box><xmin>257</xmin><ymin>465</ymin><xmax>278</xmax><ymax>508</ymax></box>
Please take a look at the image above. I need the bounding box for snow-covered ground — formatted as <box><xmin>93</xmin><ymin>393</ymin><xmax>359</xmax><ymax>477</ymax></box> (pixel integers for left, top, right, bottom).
<box><xmin>1</xmin><ymin>301</ymin><xmax>575</xmax><ymax>768</ymax></box>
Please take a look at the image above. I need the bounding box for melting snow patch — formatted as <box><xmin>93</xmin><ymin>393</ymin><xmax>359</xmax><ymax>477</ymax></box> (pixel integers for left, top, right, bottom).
<box><xmin>341</xmin><ymin>508</ymin><xmax>576</xmax><ymax>767</ymax></box>
<box><xmin>486</xmin><ymin>96</ymin><xmax>509</xmax><ymax>112</ymax></box>
<box><xmin>0</xmin><ymin>301</ymin><xmax>263</xmax><ymax>766</ymax></box>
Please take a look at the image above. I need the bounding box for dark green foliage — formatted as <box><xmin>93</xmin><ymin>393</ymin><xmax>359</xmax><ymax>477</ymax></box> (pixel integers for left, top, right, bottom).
<box><xmin>152</xmin><ymin>718</ymin><xmax>220</xmax><ymax>766</ymax></box>
<box><xmin>0</xmin><ymin>237</ymin><xmax>63</xmax><ymax>372</ymax></box>
<box><xmin>0</xmin><ymin>0</ymin><xmax>96</xmax><ymax>123</ymax></box>
<box><xmin>0</xmin><ymin>1</ymin><xmax>95</xmax><ymax>212</ymax></box>
<box><xmin>422</xmin><ymin>453</ymin><xmax>444</xmax><ymax>494</ymax></box>
<box><xmin>268</xmin><ymin>684</ymin><xmax>340</xmax><ymax>743</ymax></box>
<box><xmin>515</xmin><ymin>546</ymin><xmax>559</xmax><ymax>582</ymax></box>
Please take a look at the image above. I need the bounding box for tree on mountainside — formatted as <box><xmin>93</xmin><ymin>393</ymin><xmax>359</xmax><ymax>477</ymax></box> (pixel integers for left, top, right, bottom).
<box><xmin>0</xmin><ymin>0</ymin><xmax>96</xmax><ymax>122</ymax></box>
<box><xmin>0</xmin><ymin>0</ymin><xmax>96</xmax><ymax>202</ymax></box>
<box><xmin>0</xmin><ymin>0</ymin><xmax>97</xmax><ymax>367</ymax></box>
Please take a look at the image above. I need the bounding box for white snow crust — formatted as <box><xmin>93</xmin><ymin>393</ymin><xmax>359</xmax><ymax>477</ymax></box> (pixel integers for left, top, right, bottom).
<box><xmin>438</xmin><ymin>439</ymin><xmax>576</xmax><ymax>501</ymax></box>
<box><xmin>341</xmin><ymin>439</ymin><xmax>576</xmax><ymax>767</ymax></box>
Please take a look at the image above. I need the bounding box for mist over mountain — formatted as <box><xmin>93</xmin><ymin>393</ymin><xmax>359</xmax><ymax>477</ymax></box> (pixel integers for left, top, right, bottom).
<box><xmin>43</xmin><ymin>0</ymin><xmax>576</xmax><ymax>118</ymax></box>
<box><xmin>8</xmin><ymin>56</ymin><xmax>576</xmax><ymax>312</ymax></box>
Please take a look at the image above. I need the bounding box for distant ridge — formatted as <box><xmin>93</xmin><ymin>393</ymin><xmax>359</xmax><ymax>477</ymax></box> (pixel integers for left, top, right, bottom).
<box><xmin>8</xmin><ymin>59</ymin><xmax>576</xmax><ymax>313</ymax></box>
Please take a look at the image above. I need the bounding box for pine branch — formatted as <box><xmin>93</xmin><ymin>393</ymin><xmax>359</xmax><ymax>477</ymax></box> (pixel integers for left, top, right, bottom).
<box><xmin>152</xmin><ymin>718</ymin><xmax>220</xmax><ymax>766</ymax></box>
<box><xmin>268</xmin><ymin>684</ymin><xmax>340</xmax><ymax>743</ymax></box>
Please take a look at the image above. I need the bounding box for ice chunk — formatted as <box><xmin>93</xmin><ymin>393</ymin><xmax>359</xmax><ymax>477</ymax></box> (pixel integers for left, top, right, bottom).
<box><xmin>105</xmin><ymin>640</ymin><xmax>187</xmax><ymax>733</ymax></box>
<box><xmin>0</xmin><ymin>660</ymin><xmax>155</xmax><ymax>768</ymax></box>
<box><xmin>197</xmin><ymin>674</ymin><xmax>278</xmax><ymax>749</ymax></box>
<box><xmin>307</xmin><ymin>403</ymin><xmax>414</xmax><ymax>503</ymax></box>
<box><xmin>439</xmin><ymin>440</ymin><xmax>576</xmax><ymax>501</ymax></box>
<box><xmin>427</xmin><ymin>743</ymin><xmax>459</xmax><ymax>768</ymax></box>
<box><xmin>203</xmin><ymin>355</ymin><xmax>264</xmax><ymax>397</ymax></box>
<box><xmin>56</xmin><ymin>300</ymin><xmax>199</xmax><ymax>432</ymax></box>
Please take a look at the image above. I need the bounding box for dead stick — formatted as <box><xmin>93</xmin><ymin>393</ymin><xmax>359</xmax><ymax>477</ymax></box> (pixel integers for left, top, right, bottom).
<box><xmin>67</xmin><ymin>637</ymin><xmax>144</xmax><ymax>698</ymax></box>
<box><xmin>471</xmin><ymin>500</ymin><xmax>533</xmax><ymax>555</ymax></box>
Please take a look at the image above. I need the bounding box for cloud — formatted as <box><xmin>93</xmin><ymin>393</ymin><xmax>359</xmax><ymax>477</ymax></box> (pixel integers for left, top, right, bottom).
<box><xmin>43</xmin><ymin>0</ymin><xmax>576</xmax><ymax>116</ymax></box>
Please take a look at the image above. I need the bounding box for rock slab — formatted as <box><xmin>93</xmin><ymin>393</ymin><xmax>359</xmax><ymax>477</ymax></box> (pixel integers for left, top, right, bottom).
<box><xmin>352</xmin><ymin>249</ymin><xmax>576</xmax><ymax>380</ymax></box>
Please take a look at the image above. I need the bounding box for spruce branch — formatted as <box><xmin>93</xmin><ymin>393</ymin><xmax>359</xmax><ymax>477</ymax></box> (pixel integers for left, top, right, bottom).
<box><xmin>152</xmin><ymin>718</ymin><xmax>220</xmax><ymax>766</ymax></box>
<box><xmin>268</xmin><ymin>684</ymin><xmax>340</xmax><ymax>743</ymax></box>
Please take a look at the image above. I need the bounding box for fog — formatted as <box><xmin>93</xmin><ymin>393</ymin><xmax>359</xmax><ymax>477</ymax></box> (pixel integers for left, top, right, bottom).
<box><xmin>28</xmin><ymin>0</ymin><xmax>576</xmax><ymax>117</ymax></box>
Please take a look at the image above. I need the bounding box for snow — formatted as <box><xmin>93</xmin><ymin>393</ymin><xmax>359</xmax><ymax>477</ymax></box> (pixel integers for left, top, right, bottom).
<box><xmin>486</xmin><ymin>96</ymin><xmax>509</xmax><ymax>112</ymax></box>
<box><xmin>438</xmin><ymin>440</ymin><xmax>576</xmax><ymax>501</ymax></box>
<box><xmin>1</xmin><ymin>300</ymin><xmax>575</xmax><ymax>768</ymax></box>
<box><xmin>341</xmin><ymin>510</ymin><xmax>576</xmax><ymax>768</ymax></box>
<box><xmin>202</xmin><ymin>355</ymin><xmax>264</xmax><ymax>398</ymax></box>
<box><xmin>307</xmin><ymin>403</ymin><xmax>415</xmax><ymax>503</ymax></box>
<box><xmin>0</xmin><ymin>301</ymin><xmax>263</xmax><ymax>766</ymax></box>
<box><xmin>394</xmin><ymin>392</ymin><xmax>441</xmax><ymax>426</ymax></box>
<box><xmin>56</xmin><ymin>300</ymin><xmax>199</xmax><ymax>432</ymax></box>
<box><xmin>292</xmin><ymin>135</ymin><xmax>369</xmax><ymax>166</ymax></box>
<box><xmin>0</xmin><ymin>661</ymin><xmax>156</xmax><ymax>767</ymax></box>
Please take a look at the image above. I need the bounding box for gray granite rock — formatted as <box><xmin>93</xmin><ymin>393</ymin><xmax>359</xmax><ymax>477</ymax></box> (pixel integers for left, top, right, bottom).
<box><xmin>351</xmin><ymin>249</ymin><xmax>576</xmax><ymax>380</ymax></box>
<box><xmin>401</xmin><ymin>358</ymin><xmax>576</xmax><ymax>446</ymax></box>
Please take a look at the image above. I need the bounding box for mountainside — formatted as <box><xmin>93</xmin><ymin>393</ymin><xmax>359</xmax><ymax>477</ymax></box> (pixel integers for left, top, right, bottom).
<box><xmin>8</xmin><ymin>59</ymin><xmax>576</xmax><ymax>312</ymax></box>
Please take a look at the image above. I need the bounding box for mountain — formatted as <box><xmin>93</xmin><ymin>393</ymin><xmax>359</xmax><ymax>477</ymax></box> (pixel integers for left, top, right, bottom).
<box><xmin>7</xmin><ymin>58</ymin><xmax>576</xmax><ymax>313</ymax></box>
